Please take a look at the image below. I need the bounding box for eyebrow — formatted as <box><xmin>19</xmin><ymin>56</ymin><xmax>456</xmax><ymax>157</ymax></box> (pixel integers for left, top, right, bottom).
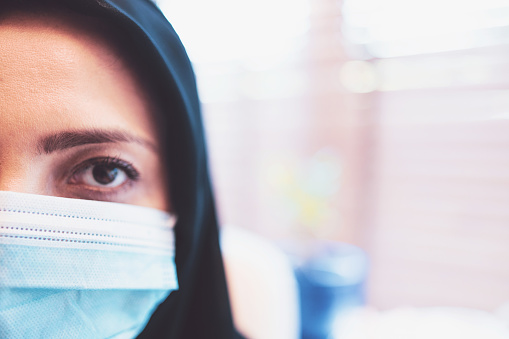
<box><xmin>38</xmin><ymin>129</ymin><xmax>157</xmax><ymax>154</ymax></box>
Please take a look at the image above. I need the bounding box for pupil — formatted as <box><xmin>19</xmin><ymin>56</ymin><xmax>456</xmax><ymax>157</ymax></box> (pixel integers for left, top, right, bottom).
<box><xmin>92</xmin><ymin>165</ymin><xmax>118</xmax><ymax>185</ymax></box>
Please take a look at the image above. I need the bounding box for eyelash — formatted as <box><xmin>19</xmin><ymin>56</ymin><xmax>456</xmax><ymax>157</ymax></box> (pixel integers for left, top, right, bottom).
<box><xmin>70</xmin><ymin>156</ymin><xmax>140</xmax><ymax>184</ymax></box>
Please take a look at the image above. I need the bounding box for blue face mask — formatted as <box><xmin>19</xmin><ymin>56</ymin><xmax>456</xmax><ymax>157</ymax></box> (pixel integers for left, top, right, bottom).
<box><xmin>0</xmin><ymin>191</ymin><xmax>178</xmax><ymax>339</ymax></box>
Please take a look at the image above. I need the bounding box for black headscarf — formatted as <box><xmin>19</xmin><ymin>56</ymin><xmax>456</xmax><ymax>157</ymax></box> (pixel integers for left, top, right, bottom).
<box><xmin>2</xmin><ymin>0</ymin><xmax>241</xmax><ymax>337</ymax></box>
<box><xmin>97</xmin><ymin>1</ymin><xmax>241</xmax><ymax>338</ymax></box>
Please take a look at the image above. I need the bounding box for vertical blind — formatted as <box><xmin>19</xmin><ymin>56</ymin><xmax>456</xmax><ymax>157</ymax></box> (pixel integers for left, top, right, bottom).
<box><xmin>341</xmin><ymin>0</ymin><xmax>509</xmax><ymax>310</ymax></box>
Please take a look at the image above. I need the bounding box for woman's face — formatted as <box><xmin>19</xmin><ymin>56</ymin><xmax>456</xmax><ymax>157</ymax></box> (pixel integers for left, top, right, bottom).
<box><xmin>0</xmin><ymin>12</ymin><xmax>169</xmax><ymax>210</ymax></box>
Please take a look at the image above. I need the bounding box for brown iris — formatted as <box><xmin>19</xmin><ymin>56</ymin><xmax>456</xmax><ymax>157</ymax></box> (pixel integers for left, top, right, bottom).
<box><xmin>92</xmin><ymin>165</ymin><xmax>119</xmax><ymax>185</ymax></box>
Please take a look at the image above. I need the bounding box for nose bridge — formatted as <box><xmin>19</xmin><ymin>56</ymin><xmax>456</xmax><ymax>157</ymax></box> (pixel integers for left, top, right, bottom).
<box><xmin>0</xmin><ymin>153</ymin><xmax>39</xmax><ymax>194</ymax></box>
<box><xmin>0</xmin><ymin>117</ymin><xmax>46</xmax><ymax>195</ymax></box>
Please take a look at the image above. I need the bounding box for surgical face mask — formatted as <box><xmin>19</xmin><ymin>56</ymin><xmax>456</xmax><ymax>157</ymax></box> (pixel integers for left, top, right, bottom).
<box><xmin>0</xmin><ymin>191</ymin><xmax>178</xmax><ymax>339</ymax></box>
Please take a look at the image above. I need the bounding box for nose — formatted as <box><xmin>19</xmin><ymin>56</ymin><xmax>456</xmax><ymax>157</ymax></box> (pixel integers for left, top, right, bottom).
<box><xmin>0</xmin><ymin>157</ymin><xmax>43</xmax><ymax>194</ymax></box>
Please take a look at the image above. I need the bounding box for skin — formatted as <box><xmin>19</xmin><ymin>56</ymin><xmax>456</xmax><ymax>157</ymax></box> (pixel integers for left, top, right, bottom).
<box><xmin>0</xmin><ymin>11</ymin><xmax>169</xmax><ymax>211</ymax></box>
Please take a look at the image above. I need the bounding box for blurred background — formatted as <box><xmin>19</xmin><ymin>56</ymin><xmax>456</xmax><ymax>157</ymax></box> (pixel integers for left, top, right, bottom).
<box><xmin>157</xmin><ymin>0</ymin><xmax>509</xmax><ymax>337</ymax></box>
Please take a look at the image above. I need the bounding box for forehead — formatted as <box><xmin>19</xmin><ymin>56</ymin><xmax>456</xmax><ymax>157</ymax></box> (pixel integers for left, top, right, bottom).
<box><xmin>0</xmin><ymin>11</ymin><xmax>129</xmax><ymax>94</ymax></box>
<box><xmin>0</xmin><ymin>11</ymin><xmax>156</xmax><ymax>144</ymax></box>
<box><xmin>0</xmin><ymin>10</ymin><xmax>123</xmax><ymax>70</ymax></box>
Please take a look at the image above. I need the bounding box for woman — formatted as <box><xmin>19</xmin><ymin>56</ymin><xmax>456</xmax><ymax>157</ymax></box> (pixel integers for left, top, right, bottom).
<box><xmin>0</xmin><ymin>0</ymin><xmax>241</xmax><ymax>337</ymax></box>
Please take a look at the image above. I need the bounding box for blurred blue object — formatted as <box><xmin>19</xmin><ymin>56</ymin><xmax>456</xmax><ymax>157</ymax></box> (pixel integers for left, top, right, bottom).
<box><xmin>295</xmin><ymin>242</ymin><xmax>368</xmax><ymax>339</ymax></box>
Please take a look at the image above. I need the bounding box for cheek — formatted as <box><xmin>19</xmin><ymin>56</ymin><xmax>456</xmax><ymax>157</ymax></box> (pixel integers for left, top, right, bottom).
<box><xmin>133</xmin><ymin>158</ymin><xmax>170</xmax><ymax>212</ymax></box>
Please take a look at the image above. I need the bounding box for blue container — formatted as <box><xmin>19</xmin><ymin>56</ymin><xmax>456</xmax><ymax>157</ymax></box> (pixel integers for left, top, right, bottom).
<box><xmin>295</xmin><ymin>242</ymin><xmax>368</xmax><ymax>339</ymax></box>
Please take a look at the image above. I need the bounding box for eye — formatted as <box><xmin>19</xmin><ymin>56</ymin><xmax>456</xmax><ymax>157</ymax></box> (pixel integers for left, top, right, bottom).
<box><xmin>83</xmin><ymin>163</ymin><xmax>126</xmax><ymax>187</ymax></box>
<box><xmin>69</xmin><ymin>157</ymin><xmax>139</xmax><ymax>189</ymax></box>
